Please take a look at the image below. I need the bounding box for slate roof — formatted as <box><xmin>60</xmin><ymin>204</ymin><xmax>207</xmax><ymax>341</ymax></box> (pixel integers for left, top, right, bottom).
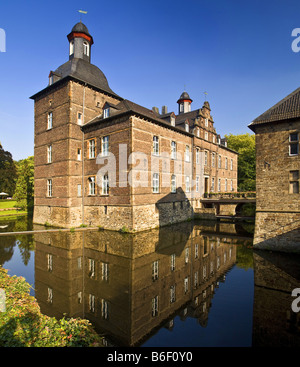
<box><xmin>30</xmin><ymin>58</ymin><xmax>122</xmax><ymax>100</ymax></box>
<box><xmin>249</xmin><ymin>86</ymin><xmax>300</xmax><ymax>131</ymax></box>
<box><xmin>71</xmin><ymin>22</ymin><xmax>91</xmax><ymax>37</ymax></box>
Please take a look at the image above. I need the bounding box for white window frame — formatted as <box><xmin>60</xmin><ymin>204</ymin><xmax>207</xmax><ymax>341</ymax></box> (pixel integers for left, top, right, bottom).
<box><xmin>153</xmin><ymin>173</ymin><xmax>159</xmax><ymax>193</ymax></box>
<box><xmin>101</xmin><ymin>299</ymin><xmax>109</xmax><ymax>319</ymax></box>
<box><xmin>89</xmin><ymin>139</ymin><xmax>95</xmax><ymax>159</ymax></box>
<box><xmin>152</xmin><ymin>260</ymin><xmax>159</xmax><ymax>281</ymax></box>
<box><xmin>47</xmin><ymin>145</ymin><xmax>52</xmax><ymax>163</ymax></box>
<box><xmin>212</xmin><ymin>152</ymin><xmax>215</xmax><ymax>167</ymax></box>
<box><xmin>77</xmin><ymin>184</ymin><xmax>82</xmax><ymax>197</ymax></box>
<box><xmin>83</xmin><ymin>41</ymin><xmax>89</xmax><ymax>56</ymax></box>
<box><xmin>196</xmin><ymin>148</ymin><xmax>200</xmax><ymax>164</ymax></box>
<box><xmin>289</xmin><ymin>133</ymin><xmax>299</xmax><ymax>156</ymax></box>
<box><xmin>218</xmin><ymin>155</ymin><xmax>221</xmax><ymax>168</ymax></box>
<box><xmin>185</xmin><ymin>122</ymin><xmax>189</xmax><ymax>132</ymax></box>
<box><xmin>211</xmin><ymin>177</ymin><xmax>215</xmax><ymax>192</ymax></box>
<box><xmin>102</xmin><ymin>174</ymin><xmax>109</xmax><ymax>195</ymax></box>
<box><xmin>47</xmin><ymin>112</ymin><xmax>53</xmax><ymax>130</ymax></box>
<box><xmin>171</xmin><ymin>141</ymin><xmax>176</xmax><ymax>159</ymax></box>
<box><xmin>102</xmin><ymin>262</ymin><xmax>109</xmax><ymax>281</ymax></box>
<box><xmin>196</xmin><ymin>176</ymin><xmax>200</xmax><ymax>192</ymax></box>
<box><xmin>185</xmin><ymin>145</ymin><xmax>190</xmax><ymax>162</ymax></box>
<box><xmin>170</xmin><ymin>285</ymin><xmax>176</xmax><ymax>303</ymax></box>
<box><xmin>77</xmin><ymin>112</ymin><xmax>82</xmax><ymax>125</ymax></box>
<box><xmin>102</xmin><ymin>136</ymin><xmax>109</xmax><ymax>157</ymax></box>
<box><xmin>152</xmin><ymin>296</ymin><xmax>159</xmax><ymax>317</ymax></box>
<box><xmin>205</xmin><ymin>131</ymin><xmax>208</xmax><ymax>141</ymax></box>
<box><xmin>89</xmin><ymin>176</ymin><xmax>96</xmax><ymax>196</ymax></box>
<box><xmin>171</xmin><ymin>174</ymin><xmax>176</xmax><ymax>193</ymax></box>
<box><xmin>218</xmin><ymin>178</ymin><xmax>221</xmax><ymax>192</ymax></box>
<box><xmin>103</xmin><ymin>108</ymin><xmax>109</xmax><ymax>118</ymax></box>
<box><xmin>153</xmin><ymin>136</ymin><xmax>159</xmax><ymax>156</ymax></box>
<box><xmin>47</xmin><ymin>179</ymin><xmax>52</xmax><ymax>197</ymax></box>
<box><xmin>77</xmin><ymin>148</ymin><xmax>81</xmax><ymax>161</ymax></box>
<box><xmin>205</xmin><ymin>118</ymin><xmax>208</xmax><ymax>127</ymax></box>
<box><xmin>171</xmin><ymin>253</ymin><xmax>175</xmax><ymax>271</ymax></box>
<box><xmin>69</xmin><ymin>40</ymin><xmax>74</xmax><ymax>55</ymax></box>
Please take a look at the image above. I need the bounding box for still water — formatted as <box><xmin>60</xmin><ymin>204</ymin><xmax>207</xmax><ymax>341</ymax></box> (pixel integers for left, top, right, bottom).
<box><xmin>0</xmin><ymin>216</ymin><xmax>300</xmax><ymax>347</ymax></box>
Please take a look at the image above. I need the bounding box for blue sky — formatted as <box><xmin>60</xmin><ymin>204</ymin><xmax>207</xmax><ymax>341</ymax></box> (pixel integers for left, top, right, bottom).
<box><xmin>1</xmin><ymin>0</ymin><xmax>300</xmax><ymax>160</ymax></box>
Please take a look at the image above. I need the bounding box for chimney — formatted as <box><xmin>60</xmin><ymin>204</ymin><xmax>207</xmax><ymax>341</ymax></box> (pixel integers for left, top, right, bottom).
<box><xmin>161</xmin><ymin>105</ymin><xmax>168</xmax><ymax>115</ymax></box>
<box><xmin>152</xmin><ymin>107</ymin><xmax>159</xmax><ymax>115</ymax></box>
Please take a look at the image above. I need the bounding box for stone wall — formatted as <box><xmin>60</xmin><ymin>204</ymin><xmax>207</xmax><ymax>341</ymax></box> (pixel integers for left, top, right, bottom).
<box><xmin>253</xmin><ymin>122</ymin><xmax>300</xmax><ymax>253</ymax></box>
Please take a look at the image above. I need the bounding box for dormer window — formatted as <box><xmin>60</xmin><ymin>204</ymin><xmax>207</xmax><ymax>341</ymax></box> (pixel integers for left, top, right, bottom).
<box><xmin>171</xmin><ymin>116</ymin><xmax>175</xmax><ymax>127</ymax></box>
<box><xmin>185</xmin><ymin>122</ymin><xmax>189</xmax><ymax>132</ymax></box>
<box><xmin>83</xmin><ymin>42</ymin><xmax>89</xmax><ymax>56</ymax></box>
<box><xmin>103</xmin><ymin>108</ymin><xmax>109</xmax><ymax>118</ymax></box>
<box><xmin>69</xmin><ymin>40</ymin><xmax>74</xmax><ymax>55</ymax></box>
<box><xmin>49</xmin><ymin>75</ymin><xmax>53</xmax><ymax>85</ymax></box>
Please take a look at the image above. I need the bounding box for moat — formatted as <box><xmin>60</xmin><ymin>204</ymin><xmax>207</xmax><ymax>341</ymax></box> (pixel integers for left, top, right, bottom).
<box><xmin>0</xmin><ymin>216</ymin><xmax>300</xmax><ymax>347</ymax></box>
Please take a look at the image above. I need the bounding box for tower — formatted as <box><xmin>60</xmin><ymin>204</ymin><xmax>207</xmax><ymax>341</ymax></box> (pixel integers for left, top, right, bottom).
<box><xmin>30</xmin><ymin>23</ymin><xmax>122</xmax><ymax>228</ymax></box>
<box><xmin>177</xmin><ymin>91</ymin><xmax>193</xmax><ymax>114</ymax></box>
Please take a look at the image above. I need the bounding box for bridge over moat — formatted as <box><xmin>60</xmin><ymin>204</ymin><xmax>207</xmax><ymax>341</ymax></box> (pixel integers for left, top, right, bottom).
<box><xmin>195</xmin><ymin>192</ymin><xmax>256</xmax><ymax>221</ymax></box>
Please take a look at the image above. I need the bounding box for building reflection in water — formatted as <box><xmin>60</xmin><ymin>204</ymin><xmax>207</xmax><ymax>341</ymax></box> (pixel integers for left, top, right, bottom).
<box><xmin>34</xmin><ymin>221</ymin><xmax>250</xmax><ymax>347</ymax></box>
<box><xmin>252</xmin><ymin>250</ymin><xmax>300</xmax><ymax>347</ymax></box>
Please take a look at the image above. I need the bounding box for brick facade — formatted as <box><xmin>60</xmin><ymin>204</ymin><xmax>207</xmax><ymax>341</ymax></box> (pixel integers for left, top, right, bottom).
<box><xmin>31</xmin><ymin>22</ymin><xmax>238</xmax><ymax>232</ymax></box>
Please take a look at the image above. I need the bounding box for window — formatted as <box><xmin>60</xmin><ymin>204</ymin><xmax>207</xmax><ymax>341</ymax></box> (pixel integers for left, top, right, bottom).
<box><xmin>195</xmin><ymin>243</ymin><xmax>199</xmax><ymax>258</ymax></box>
<box><xmin>205</xmin><ymin>131</ymin><xmax>208</xmax><ymax>140</ymax></box>
<box><xmin>77</xmin><ymin>148</ymin><xmax>81</xmax><ymax>161</ymax></box>
<box><xmin>102</xmin><ymin>136</ymin><xmax>109</xmax><ymax>156</ymax></box>
<box><xmin>101</xmin><ymin>299</ymin><xmax>109</xmax><ymax>319</ymax></box>
<box><xmin>77</xmin><ymin>184</ymin><xmax>82</xmax><ymax>197</ymax></box>
<box><xmin>88</xmin><ymin>176</ymin><xmax>95</xmax><ymax>195</ymax></box>
<box><xmin>196</xmin><ymin>128</ymin><xmax>200</xmax><ymax>137</ymax></box>
<box><xmin>218</xmin><ymin>178</ymin><xmax>221</xmax><ymax>192</ymax></box>
<box><xmin>152</xmin><ymin>296</ymin><xmax>159</xmax><ymax>317</ymax></box>
<box><xmin>196</xmin><ymin>148</ymin><xmax>200</xmax><ymax>164</ymax></box>
<box><xmin>170</xmin><ymin>285</ymin><xmax>176</xmax><ymax>303</ymax></box>
<box><xmin>204</xmin><ymin>151</ymin><xmax>208</xmax><ymax>166</ymax></box>
<box><xmin>205</xmin><ymin>118</ymin><xmax>208</xmax><ymax>127</ymax></box>
<box><xmin>194</xmin><ymin>271</ymin><xmax>199</xmax><ymax>288</ymax></box>
<box><xmin>171</xmin><ymin>174</ymin><xmax>176</xmax><ymax>193</ymax></box>
<box><xmin>231</xmin><ymin>179</ymin><xmax>233</xmax><ymax>191</ymax></box>
<box><xmin>218</xmin><ymin>155</ymin><xmax>221</xmax><ymax>168</ymax></box>
<box><xmin>69</xmin><ymin>40</ymin><xmax>74</xmax><ymax>55</ymax></box>
<box><xmin>47</xmin><ymin>179</ymin><xmax>52</xmax><ymax>197</ymax></box>
<box><xmin>102</xmin><ymin>174</ymin><xmax>109</xmax><ymax>195</ymax></box>
<box><xmin>212</xmin><ymin>152</ymin><xmax>215</xmax><ymax>167</ymax></box>
<box><xmin>185</xmin><ymin>248</ymin><xmax>189</xmax><ymax>264</ymax></box>
<box><xmin>185</xmin><ymin>145</ymin><xmax>190</xmax><ymax>162</ymax></box>
<box><xmin>153</xmin><ymin>136</ymin><xmax>159</xmax><ymax>155</ymax></box>
<box><xmin>153</xmin><ymin>173</ymin><xmax>159</xmax><ymax>193</ymax></box>
<box><xmin>225</xmin><ymin>157</ymin><xmax>228</xmax><ymax>170</ymax></box>
<box><xmin>47</xmin><ymin>287</ymin><xmax>53</xmax><ymax>304</ymax></box>
<box><xmin>83</xmin><ymin>41</ymin><xmax>89</xmax><ymax>56</ymax></box>
<box><xmin>184</xmin><ymin>277</ymin><xmax>189</xmax><ymax>294</ymax></box>
<box><xmin>185</xmin><ymin>122</ymin><xmax>189</xmax><ymax>132</ymax></box>
<box><xmin>47</xmin><ymin>145</ymin><xmax>52</xmax><ymax>163</ymax></box>
<box><xmin>212</xmin><ymin>135</ymin><xmax>216</xmax><ymax>144</ymax></box>
<box><xmin>102</xmin><ymin>263</ymin><xmax>109</xmax><ymax>281</ymax></box>
<box><xmin>186</xmin><ymin>176</ymin><xmax>190</xmax><ymax>193</ymax></box>
<box><xmin>196</xmin><ymin>176</ymin><xmax>200</xmax><ymax>192</ymax></box>
<box><xmin>77</xmin><ymin>112</ymin><xmax>82</xmax><ymax>125</ymax></box>
<box><xmin>171</xmin><ymin>116</ymin><xmax>175</xmax><ymax>126</ymax></box>
<box><xmin>89</xmin><ymin>294</ymin><xmax>95</xmax><ymax>312</ymax></box>
<box><xmin>203</xmin><ymin>264</ymin><xmax>207</xmax><ymax>279</ymax></box>
<box><xmin>180</xmin><ymin>103</ymin><xmax>184</xmax><ymax>113</ymax></box>
<box><xmin>47</xmin><ymin>254</ymin><xmax>53</xmax><ymax>272</ymax></box>
<box><xmin>152</xmin><ymin>260</ymin><xmax>159</xmax><ymax>281</ymax></box>
<box><xmin>88</xmin><ymin>258</ymin><xmax>95</xmax><ymax>278</ymax></box>
<box><xmin>103</xmin><ymin>108</ymin><xmax>109</xmax><ymax>118</ymax></box>
<box><xmin>171</xmin><ymin>254</ymin><xmax>175</xmax><ymax>271</ymax></box>
<box><xmin>89</xmin><ymin>139</ymin><xmax>95</xmax><ymax>159</ymax></box>
<box><xmin>211</xmin><ymin>177</ymin><xmax>215</xmax><ymax>192</ymax></box>
<box><xmin>47</xmin><ymin>112</ymin><xmax>53</xmax><ymax>130</ymax></box>
<box><xmin>171</xmin><ymin>141</ymin><xmax>176</xmax><ymax>159</ymax></box>
<box><xmin>225</xmin><ymin>178</ymin><xmax>228</xmax><ymax>192</ymax></box>
<box><xmin>289</xmin><ymin>133</ymin><xmax>299</xmax><ymax>155</ymax></box>
<box><xmin>230</xmin><ymin>159</ymin><xmax>233</xmax><ymax>170</ymax></box>
<box><xmin>289</xmin><ymin>170</ymin><xmax>299</xmax><ymax>193</ymax></box>
<box><xmin>49</xmin><ymin>75</ymin><xmax>53</xmax><ymax>85</ymax></box>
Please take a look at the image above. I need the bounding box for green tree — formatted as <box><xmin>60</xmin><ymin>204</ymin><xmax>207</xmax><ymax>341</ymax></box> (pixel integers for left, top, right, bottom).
<box><xmin>0</xmin><ymin>143</ymin><xmax>17</xmax><ymax>196</ymax></box>
<box><xmin>225</xmin><ymin>133</ymin><xmax>256</xmax><ymax>191</ymax></box>
<box><xmin>14</xmin><ymin>156</ymin><xmax>34</xmax><ymax>212</ymax></box>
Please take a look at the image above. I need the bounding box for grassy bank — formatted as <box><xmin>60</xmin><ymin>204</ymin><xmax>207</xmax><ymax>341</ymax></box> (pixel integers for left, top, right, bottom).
<box><xmin>0</xmin><ymin>200</ymin><xmax>27</xmax><ymax>217</ymax></box>
<box><xmin>0</xmin><ymin>267</ymin><xmax>103</xmax><ymax>347</ymax></box>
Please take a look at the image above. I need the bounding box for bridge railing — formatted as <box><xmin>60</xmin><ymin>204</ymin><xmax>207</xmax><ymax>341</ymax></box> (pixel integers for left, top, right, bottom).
<box><xmin>203</xmin><ymin>191</ymin><xmax>256</xmax><ymax>199</ymax></box>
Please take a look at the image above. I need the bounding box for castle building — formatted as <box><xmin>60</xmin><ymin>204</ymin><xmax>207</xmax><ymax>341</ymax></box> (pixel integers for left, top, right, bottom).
<box><xmin>30</xmin><ymin>22</ymin><xmax>238</xmax><ymax>232</ymax></box>
<box><xmin>249</xmin><ymin>87</ymin><xmax>300</xmax><ymax>253</ymax></box>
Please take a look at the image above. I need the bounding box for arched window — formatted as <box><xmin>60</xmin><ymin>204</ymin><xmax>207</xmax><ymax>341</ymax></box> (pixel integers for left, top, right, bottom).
<box><xmin>83</xmin><ymin>41</ymin><xmax>89</xmax><ymax>56</ymax></box>
<box><xmin>69</xmin><ymin>40</ymin><xmax>74</xmax><ymax>55</ymax></box>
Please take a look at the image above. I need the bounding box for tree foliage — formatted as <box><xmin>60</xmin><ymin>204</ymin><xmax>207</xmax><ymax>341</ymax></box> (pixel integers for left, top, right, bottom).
<box><xmin>14</xmin><ymin>156</ymin><xmax>34</xmax><ymax>212</ymax></box>
<box><xmin>225</xmin><ymin>133</ymin><xmax>256</xmax><ymax>192</ymax></box>
<box><xmin>0</xmin><ymin>142</ymin><xmax>17</xmax><ymax>196</ymax></box>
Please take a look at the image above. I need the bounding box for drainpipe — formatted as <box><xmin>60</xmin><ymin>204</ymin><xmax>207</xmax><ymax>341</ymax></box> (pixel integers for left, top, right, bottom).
<box><xmin>81</xmin><ymin>83</ymin><xmax>86</xmax><ymax>225</ymax></box>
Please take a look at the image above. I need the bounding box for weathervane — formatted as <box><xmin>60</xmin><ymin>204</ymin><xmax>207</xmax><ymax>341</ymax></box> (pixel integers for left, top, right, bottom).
<box><xmin>204</xmin><ymin>91</ymin><xmax>208</xmax><ymax>101</ymax></box>
<box><xmin>78</xmin><ymin>9</ymin><xmax>88</xmax><ymax>22</ymax></box>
